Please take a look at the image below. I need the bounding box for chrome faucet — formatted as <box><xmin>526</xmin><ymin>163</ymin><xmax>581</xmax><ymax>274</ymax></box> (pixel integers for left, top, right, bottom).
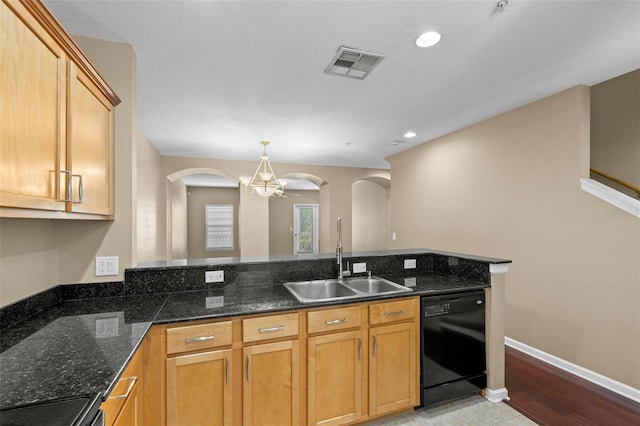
<box><xmin>336</xmin><ymin>217</ymin><xmax>343</xmax><ymax>279</ymax></box>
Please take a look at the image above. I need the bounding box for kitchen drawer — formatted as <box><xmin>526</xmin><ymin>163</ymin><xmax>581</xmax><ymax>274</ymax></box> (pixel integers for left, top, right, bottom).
<box><xmin>369</xmin><ymin>298</ymin><xmax>417</xmax><ymax>325</ymax></box>
<box><xmin>307</xmin><ymin>305</ymin><xmax>361</xmax><ymax>334</ymax></box>
<box><xmin>243</xmin><ymin>312</ymin><xmax>298</xmax><ymax>343</ymax></box>
<box><xmin>166</xmin><ymin>321</ymin><xmax>232</xmax><ymax>355</ymax></box>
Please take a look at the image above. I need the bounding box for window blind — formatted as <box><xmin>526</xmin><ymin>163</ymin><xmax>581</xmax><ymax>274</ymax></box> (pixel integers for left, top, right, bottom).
<box><xmin>205</xmin><ymin>204</ymin><xmax>233</xmax><ymax>251</ymax></box>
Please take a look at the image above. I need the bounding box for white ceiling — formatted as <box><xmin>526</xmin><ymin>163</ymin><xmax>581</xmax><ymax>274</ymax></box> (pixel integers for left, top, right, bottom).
<box><xmin>45</xmin><ymin>0</ymin><xmax>640</xmax><ymax>170</ymax></box>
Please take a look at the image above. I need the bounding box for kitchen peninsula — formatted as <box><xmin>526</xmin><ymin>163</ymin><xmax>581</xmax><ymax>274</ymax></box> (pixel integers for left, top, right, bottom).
<box><xmin>0</xmin><ymin>249</ymin><xmax>510</xmax><ymax>425</ymax></box>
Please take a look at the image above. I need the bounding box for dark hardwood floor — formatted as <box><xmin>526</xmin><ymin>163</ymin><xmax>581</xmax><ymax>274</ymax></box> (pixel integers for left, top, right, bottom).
<box><xmin>505</xmin><ymin>346</ymin><xmax>640</xmax><ymax>426</ymax></box>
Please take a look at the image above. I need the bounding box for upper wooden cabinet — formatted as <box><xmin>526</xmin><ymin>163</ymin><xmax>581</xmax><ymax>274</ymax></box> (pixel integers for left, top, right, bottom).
<box><xmin>0</xmin><ymin>0</ymin><xmax>120</xmax><ymax>219</ymax></box>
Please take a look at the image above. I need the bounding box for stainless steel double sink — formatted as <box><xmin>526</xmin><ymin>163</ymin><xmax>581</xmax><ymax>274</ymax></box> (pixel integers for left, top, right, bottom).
<box><xmin>283</xmin><ymin>276</ymin><xmax>412</xmax><ymax>303</ymax></box>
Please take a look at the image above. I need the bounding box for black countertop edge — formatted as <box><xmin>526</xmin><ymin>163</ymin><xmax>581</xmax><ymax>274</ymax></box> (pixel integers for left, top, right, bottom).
<box><xmin>132</xmin><ymin>248</ymin><xmax>511</xmax><ymax>270</ymax></box>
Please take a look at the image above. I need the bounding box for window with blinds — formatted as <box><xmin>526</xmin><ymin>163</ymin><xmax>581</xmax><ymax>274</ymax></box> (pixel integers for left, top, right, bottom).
<box><xmin>205</xmin><ymin>204</ymin><xmax>234</xmax><ymax>251</ymax></box>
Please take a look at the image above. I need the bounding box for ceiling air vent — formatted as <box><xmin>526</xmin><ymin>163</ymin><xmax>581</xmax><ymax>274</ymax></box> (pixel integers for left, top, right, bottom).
<box><xmin>324</xmin><ymin>46</ymin><xmax>385</xmax><ymax>80</ymax></box>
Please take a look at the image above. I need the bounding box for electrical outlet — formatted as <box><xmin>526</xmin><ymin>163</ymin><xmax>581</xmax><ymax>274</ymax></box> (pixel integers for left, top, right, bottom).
<box><xmin>353</xmin><ymin>262</ymin><xmax>367</xmax><ymax>273</ymax></box>
<box><xmin>95</xmin><ymin>317</ymin><xmax>119</xmax><ymax>338</ymax></box>
<box><xmin>404</xmin><ymin>277</ymin><xmax>417</xmax><ymax>287</ymax></box>
<box><xmin>205</xmin><ymin>270</ymin><xmax>224</xmax><ymax>283</ymax></box>
<box><xmin>205</xmin><ymin>296</ymin><xmax>224</xmax><ymax>308</ymax></box>
<box><xmin>96</xmin><ymin>256</ymin><xmax>118</xmax><ymax>276</ymax></box>
<box><xmin>404</xmin><ymin>259</ymin><xmax>416</xmax><ymax>269</ymax></box>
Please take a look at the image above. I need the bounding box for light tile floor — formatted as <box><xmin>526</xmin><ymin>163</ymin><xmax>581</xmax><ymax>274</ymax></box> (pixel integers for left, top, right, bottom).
<box><xmin>367</xmin><ymin>395</ymin><xmax>538</xmax><ymax>425</ymax></box>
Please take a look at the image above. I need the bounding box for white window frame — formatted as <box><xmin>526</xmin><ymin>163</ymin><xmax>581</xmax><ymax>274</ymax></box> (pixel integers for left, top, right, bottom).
<box><xmin>205</xmin><ymin>204</ymin><xmax>234</xmax><ymax>251</ymax></box>
<box><xmin>293</xmin><ymin>204</ymin><xmax>319</xmax><ymax>255</ymax></box>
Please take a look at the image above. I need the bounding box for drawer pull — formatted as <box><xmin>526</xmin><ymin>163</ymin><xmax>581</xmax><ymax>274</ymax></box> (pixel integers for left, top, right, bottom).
<box><xmin>258</xmin><ymin>326</ymin><xmax>284</xmax><ymax>333</ymax></box>
<box><xmin>325</xmin><ymin>318</ymin><xmax>347</xmax><ymax>325</ymax></box>
<box><xmin>384</xmin><ymin>310</ymin><xmax>405</xmax><ymax>317</ymax></box>
<box><xmin>246</xmin><ymin>355</ymin><xmax>251</xmax><ymax>381</ymax></box>
<box><xmin>108</xmin><ymin>376</ymin><xmax>137</xmax><ymax>400</ymax></box>
<box><xmin>372</xmin><ymin>335</ymin><xmax>377</xmax><ymax>357</ymax></box>
<box><xmin>185</xmin><ymin>335</ymin><xmax>214</xmax><ymax>344</ymax></box>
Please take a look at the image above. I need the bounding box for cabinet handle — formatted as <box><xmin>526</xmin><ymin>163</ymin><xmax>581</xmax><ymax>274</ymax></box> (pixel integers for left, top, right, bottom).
<box><xmin>60</xmin><ymin>170</ymin><xmax>72</xmax><ymax>202</ymax></box>
<box><xmin>325</xmin><ymin>318</ymin><xmax>346</xmax><ymax>325</ymax></box>
<box><xmin>372</xmin><ymin>334</ymin><xmax>377</xmax><ymax>357</ymax></box>
<box><xmin>358</xmin><ymin>337</ymin><xmax>362</xmax><ymax>360</ymax></box>
<box><xmin>73</xmin><ymin>174</ymin><xmax>83</xmax><ymax>203</ymax></box>
<box><xmin>384</xmin><ymin>310</ymin><xmax>404</xmax><ymax>317</ymax></box>
<box><xmin>225</xmin><ymin>357</ymin><xmax>230</xmax><ymax>385</ymax></box>
<box><xmin>108</xmin><ymin>376</ymin><xmax>137</xmax><ymax>400</ymax></box>
<box><xmin>185</xmin><ymin>335</ymin><xmax>214</xmax><ymax>344</ymax></box>
<box><xmin>258</xmin><ymin>325</ymin><xmax>284</xmax><ymax>333</ymax></box>
<box><xmin>246</xmin><ymin>355</ymin><xmax>251</xmax><ymax>381</ymax></box>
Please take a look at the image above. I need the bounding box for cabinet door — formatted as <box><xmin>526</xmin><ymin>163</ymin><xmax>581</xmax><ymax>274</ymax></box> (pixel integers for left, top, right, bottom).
<box><xmin>369</xmin><ymin>322</ymin><xmax>417</xmax><ymax>416</ymax></box>
<box><xmin>308</xmin><ymin>330</ymin><xmax>363</xmax><ymax>426</ymax></box>
<box><xmin>67</xmin><ymin>62</ymin><xmax>114</xmax><ymax>215</ymax></box>
<box><xmin>1</xmin><ymin>0</ymin><xmax>67</xmax><ymax>212</ymax></box>
<box><xmin>113</xmin><ymin>380</ymin><xmax>139</xmax><ymax>426</ymax></box>
<box><xmin>243</xmin><ymin>340</ymin><xmax>299</xmax><ymax>426</ymax></box>
<box><xmin>166</xmin><ymin>349</ymin><xmax>233</xmax><ymax>426</ymax></box>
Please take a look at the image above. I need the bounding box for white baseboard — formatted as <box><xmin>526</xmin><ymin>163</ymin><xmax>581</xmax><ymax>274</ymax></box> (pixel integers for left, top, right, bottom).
<box><xmin>506</xmin><ymin>337</ymin><xmax>640</xmax><ymax>403</ymax></box>
<box><xmin>485</xmin><ymin>387</ymin><xmax>509</xmax><ymax>403</ymax></box>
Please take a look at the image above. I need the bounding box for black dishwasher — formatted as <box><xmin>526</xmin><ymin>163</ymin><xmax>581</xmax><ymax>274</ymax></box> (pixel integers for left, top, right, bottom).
<box><xmin>421</xmin><ymin>291</ymin><xmax>486</xmax><ymax>407</ymax></box>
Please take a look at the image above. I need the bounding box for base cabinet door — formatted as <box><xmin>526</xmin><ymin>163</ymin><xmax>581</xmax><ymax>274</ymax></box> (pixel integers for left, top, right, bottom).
<box><xmin>369</xmin><ymin>322</ymin><xmax>417</xmax><ymax>417</ymax></box>
<box><xmin>243</xmin><ymin>340</ymin><xmax>300</xmax><ymax>426</ymax></box>
<box><xmin>112</xmin><ymin>380</ymin><xmax>139</xmax><ymax>426</ymax></box>
<box><xmin>166</xmin><ymin>349</ymin><xmax>233</xmax><ymax>426</ymax></box>
<box><xmin>308</xmin><ymin>330</ymin><xmax>363</xmax><ymax>426</ymax></box>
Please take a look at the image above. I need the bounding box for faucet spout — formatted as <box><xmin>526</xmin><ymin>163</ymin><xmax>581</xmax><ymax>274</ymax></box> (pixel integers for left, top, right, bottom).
<box><xmin>336</xmin><ymin>217</ymin><xmax>343</xmax><ymax>280</ymax></box>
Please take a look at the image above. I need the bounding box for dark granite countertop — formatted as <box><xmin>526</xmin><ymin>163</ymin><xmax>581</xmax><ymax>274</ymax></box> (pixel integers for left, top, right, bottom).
<box><xmin>0</xmin><ymin>271</ymin><xmax>491</xmax><ymax>411</ymax></box>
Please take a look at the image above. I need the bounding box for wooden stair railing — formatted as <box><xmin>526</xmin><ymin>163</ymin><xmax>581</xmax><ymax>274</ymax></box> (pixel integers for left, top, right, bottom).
<box><xmin>590</xmin><ymin>168</ymin><xmax>640</xmax><ymax>198</ymax></box>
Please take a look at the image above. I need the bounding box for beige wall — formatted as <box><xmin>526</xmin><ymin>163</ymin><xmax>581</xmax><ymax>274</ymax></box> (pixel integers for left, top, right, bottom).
<box><xmin>187</xmin><ymin>187</ymin><xmax>240</xmax><ymax>258</ymax></box>
<box><xmin>269</xmin><ymin>190</ymin><xmax>320</xmax><ymax>255</ymax></box>
<box><xmin>0</xmin><ymin>219</ymin><xmax>59</xmax><ymax>305</ymax></box>
<box><xmin>352</xmin><ymin>180</ymin><xmax>389</xmax><ymax>252</ymax></box>
<box><xmin>590</xmin><ymin>69</ymin><xmax>640</xmax><ymax>196</ymax></box>
<box><xmin>137</xmin><ymin>131</ymin><xmax>165</xmax><ymax>262</ymax></box>
<box><xmin>168</xmin><ymin>179</ymin><xmax>188</xmax><ymax>259</ymax></box>
<box><xmin>388</xmin><ymin>86</ymin><xmax>640</xmax><ymax>389</ymax></box>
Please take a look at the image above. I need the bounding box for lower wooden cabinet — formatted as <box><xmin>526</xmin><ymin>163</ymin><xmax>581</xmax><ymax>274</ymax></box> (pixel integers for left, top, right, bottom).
<box><xmin>369</xmin><ymin>322</ymin><xmax>417</xmax><ymax>417</ymax></box>
<box><xmin>307</xmin><ymin>330</ymin><xmax>363</xmax><ymax>426</ymax></box>
<box><xmin>149</xmin><ymin>296</ymin><xmax>420</xmax><ymax>426</ymax></box>
<box><xmin>243</xmin><ymin>340</ymin><xmax>300</xmax><ymax>426</ymax></box>
<box><xmin>102</xmin><ymin>344</ymin><xmax>143</xmax><ymax>426</ymax></box>
<box><xmin>166</xmin><ymin>349</ymin><xmax>233</xmax><ymax>426</ymax></box>
<box><xmin>112</xmin><ymin>380</ymin><xmax>140</xmax><ymax>426</ymax></box>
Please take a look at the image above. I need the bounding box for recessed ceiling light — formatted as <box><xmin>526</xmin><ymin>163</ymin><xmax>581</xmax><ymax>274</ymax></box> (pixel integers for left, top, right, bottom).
<box><xmin>415</xmin><ymin>31</ymin><xmax>441</xmax><ymax>48</ymax></box>
<box><xmin>404</xmin><ymin>131</ymin><xmax>416</xmax><ymax>138</ymax></box>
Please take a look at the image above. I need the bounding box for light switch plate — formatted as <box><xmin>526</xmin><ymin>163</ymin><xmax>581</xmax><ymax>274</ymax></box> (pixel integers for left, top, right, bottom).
<box><xmin>205</xmin><ymin>270</ymin><xmax>224</xmax><ymax>283</ymax></box>
<box><xmin>96</xmin><ymin>256</ymin><xmax>118</xmax><ymax>276</ymax></box>
<box><xmin>404</xmin><ymin>259</ymin><xmax>416</xmax><ymax>269</ymax></box>
<box><xmin>353</xmin><ymin>262</ymin><xmax>367</xmax><ymax>273</ymax></box>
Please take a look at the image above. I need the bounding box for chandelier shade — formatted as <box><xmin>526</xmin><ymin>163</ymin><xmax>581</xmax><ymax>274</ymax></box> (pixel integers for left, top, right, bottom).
<box><xmin>239</xmin><ymin>141</ymin><xmax>287</xmax><ymax>197</ymax></box>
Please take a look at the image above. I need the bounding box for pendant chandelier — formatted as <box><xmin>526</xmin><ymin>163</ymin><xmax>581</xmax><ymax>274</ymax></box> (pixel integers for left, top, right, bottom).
<box><xmin>239</xmin><ymin>141</ymin><xmax>287</xmax><ymax>197</ymax></box>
